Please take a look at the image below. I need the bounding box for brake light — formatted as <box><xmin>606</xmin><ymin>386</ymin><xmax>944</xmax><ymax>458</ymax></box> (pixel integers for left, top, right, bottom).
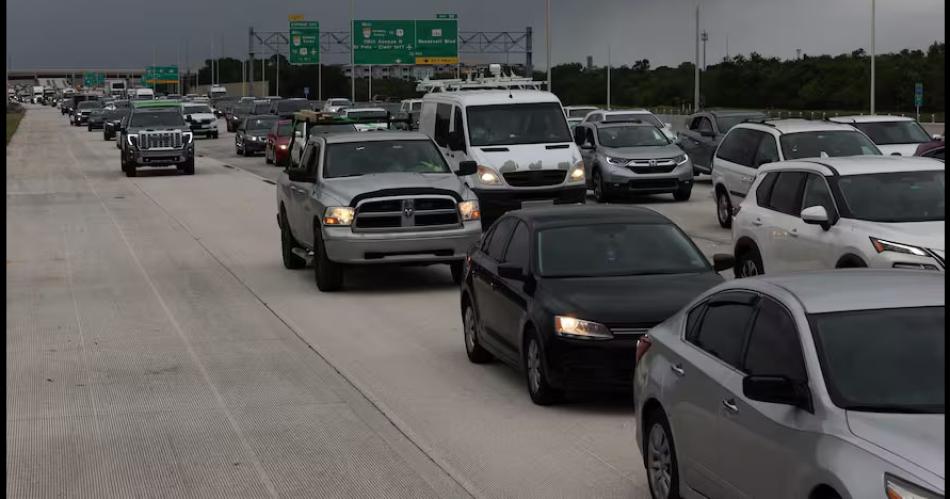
<box><xmin>635</xmin><ymin>335</ymin><xmax>653</xmax><ymax>364</ymax></box>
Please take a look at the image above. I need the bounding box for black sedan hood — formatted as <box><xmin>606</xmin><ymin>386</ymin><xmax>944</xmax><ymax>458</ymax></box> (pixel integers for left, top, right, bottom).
<box><xmin>537</xmin><ymin>272</ymin><xmax>723</xmax><ymax>326</ymax></box>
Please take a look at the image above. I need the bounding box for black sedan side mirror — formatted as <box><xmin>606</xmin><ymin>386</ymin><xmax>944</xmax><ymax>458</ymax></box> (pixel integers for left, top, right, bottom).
<box><xmin>457</xmin><ymin>160</ymin><xmax>477</xmax><ymax>176</ymax></box>
<box><xmin>498</xmin><ymin>262</ymin><xmax>527</xmax><ymax>281</ymax></box>
<box><xmin>712</xmin><ymin>253</ymin><xmax>734</xmax><ymax>272</ymax></box>
<box><xmin>743</xmin><ymin>375</ymin><xmax>814</xmax><ymax>413</ymax></box>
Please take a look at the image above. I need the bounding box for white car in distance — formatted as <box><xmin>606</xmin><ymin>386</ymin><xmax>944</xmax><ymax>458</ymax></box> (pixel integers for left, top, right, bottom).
<box><xmin>731</xmin><ymin>156</ymin><xmax>945</xmax><ymax>277</ymax></box>
<box><xmin>582</xmin><ymin>109</ymin><xmax>676</xmax><ymax>142</ymax></box>
<box><xmin>829</xmin><ymin>115</ymin><xmax>939</xmax><ymax>156</ymax></box>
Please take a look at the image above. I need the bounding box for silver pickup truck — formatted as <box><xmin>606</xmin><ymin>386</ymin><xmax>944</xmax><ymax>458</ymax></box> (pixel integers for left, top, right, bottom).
<box><xmin>276</xmin><ymin>131</ymin><xmax>482</xmax><ymax>291</ymax></box>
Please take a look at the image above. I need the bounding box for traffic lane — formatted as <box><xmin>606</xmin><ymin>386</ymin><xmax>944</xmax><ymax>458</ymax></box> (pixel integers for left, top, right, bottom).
<box><xmin>81</xmin><ymin>128</ymin><xmax>655</xmax><ymax>497</ymax></box>
<box><xmin>9</xmin><ymin>108</ymin><xmax>466</xmax><ymax>498</ymax></box>
<box><xmin>195</xmin><ymin>121</ymin><xmax>286</xmax><ymax>181</ymax></box>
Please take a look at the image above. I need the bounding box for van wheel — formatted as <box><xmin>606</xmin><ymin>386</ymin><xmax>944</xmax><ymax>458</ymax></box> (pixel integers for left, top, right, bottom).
<box><xmin>313</xmin><ymin>226</ymin><xmax>343</xmax><ymax>291</ymax></box>
<box><xmin>716</xmin><ymin>189</ymin><xmax>733</xmax><ymax>228</ymax></box>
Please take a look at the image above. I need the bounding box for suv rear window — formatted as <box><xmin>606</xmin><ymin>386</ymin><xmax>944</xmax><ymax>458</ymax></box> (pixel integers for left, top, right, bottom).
<box><xmin>716</xmin><ymin>128</ymin><xmax>760</xmax><ymax>166</ymax></box>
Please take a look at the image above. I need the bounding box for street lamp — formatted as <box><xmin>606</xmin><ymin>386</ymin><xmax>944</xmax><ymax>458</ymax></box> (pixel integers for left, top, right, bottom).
<box><xmin>693</xmin><ymin>4</ymin><xmax>700</xmax><ymax>112</ymax></box>
<box><xmin>545</xmin><ymin>0</ymin><xmax>552</xmax><ymax>91</ymax></box>
<box><xmin>870</xmin><ymin>0</ymin><xmax>876</xmax><ymax>114</ymax></box>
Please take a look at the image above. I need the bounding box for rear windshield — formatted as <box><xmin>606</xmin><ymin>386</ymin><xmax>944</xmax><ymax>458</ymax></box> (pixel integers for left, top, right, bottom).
<box><xmin>245</xmin><ymin>117</ymin><xmax>277</xmax><ymax>131</ymax></box>
<box><xmin>716</xmin><ymin>113</ymin><xmax>767</xmax><ymax>132</ymax></box>
<box><xmin>253</xmin><ymin>103</ymin><xmax>272</xmax><ymax>114</ymax></box>
<box><xmin>852</xmin><ymin>121</ymin><xmax>931</xmax><ymax>145</ymax></box>
<box><xmin>467</xmin><ymin>102</ymin><xmax>572</xmax><ymax>147</ymax></box>
<box><xmin>324</xmin><ymin>140</ymin><xmax>449</xmax><ymax>178</ymax></box>
<box><xmin>779</xmin><ymin>131</ymin><xmax>882</xmax><ymax>159</ymax></box>
<box><xmin>567</xmin><ymin>107</ymin><xmax>596</xmax><ymax>118</ymax></box>
<box><xmin>182</xmin><ymin>105</ymin><xmax>212</xmax><ymax>114</ymax></box>
<box><xmin>78</xmin><ymin>101</ymin><xmax>102</xmax><ymax>109</ymax></box>
<box><xmin>346</xmin><ymin>110</ymin><xmax>388</xmax><ymax>120</ymax></box>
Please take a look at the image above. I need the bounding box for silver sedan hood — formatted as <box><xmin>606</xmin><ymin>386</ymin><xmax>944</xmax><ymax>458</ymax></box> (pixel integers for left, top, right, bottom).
<box><xmin>323</xmin><ymin>172</ymin><xmax>472</xmax><ymax>206</ymax></box>
<box><xmin>847</xmin><ymin>411</ymin><xmax>945</xmax><ymax>487</ymax></box>
<box><xmin>600</xmin><ymin>144</ymin><xmax>684</xmax><ymax>160</ymax></box>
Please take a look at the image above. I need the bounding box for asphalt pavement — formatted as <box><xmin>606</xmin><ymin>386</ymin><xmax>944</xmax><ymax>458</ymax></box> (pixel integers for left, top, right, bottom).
<box><xmin>7</xmin><ymin>106</ymin><xmax>737</xmax><ymax>498</ymax></box>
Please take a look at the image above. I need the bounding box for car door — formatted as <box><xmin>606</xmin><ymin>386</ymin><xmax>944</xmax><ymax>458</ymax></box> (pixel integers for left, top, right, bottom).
<box><xmin>695</xmin><ymin>117</ymin><xmax>718</xmax><ymax>166</ymax></box>
<box><xmin>494</xmin><ymin>221</ymin><xmax>532</xmax><ymax>352</ymax></box>
<box><xmin>714</xmin><ymin>297</ymin><xmax>818</xmax><ymax>498</ymax></box>
<box><xmin>678</xmin><ymin>117</ymin><xmax>704</xmax><ymax>164</ymax></box>
<box><xmin>295</xmin><ymin>140</ymin><xmax>324</xmax><ymax>248</ymax></box>
<box><xmin>783</xmin><ymin>173</ymin><xmax>842</xmax><ymax>271</ymax></box>
<box><xmin>759</xmin><ymin>171</ymin><xmax>808</xmax><ymax>273</ymax></box>
<box><xmin>714</xmin><ymin>128</ymin><xmax>760</xmax><ymax>205</ymax></box>
<box><xmin>470</xmin><ymin>218</ymin><xmax>519</xmax><ymax>362</ymax></box>
<box><xmin>285</xmin><ymin>144</ymin><xmax>316</xmax><ymax>244</ymax></box>
<box><xmin>665</xmin><ymin>292</ymin><xmax>757</xmax><ymax>498</ymax></box>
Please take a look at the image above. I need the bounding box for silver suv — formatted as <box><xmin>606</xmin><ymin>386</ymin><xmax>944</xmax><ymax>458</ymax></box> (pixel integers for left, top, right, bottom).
<box><xmin>276</xmin><ymin>131</ymin><xmax>482</xmax><ymax>291</ymax></box>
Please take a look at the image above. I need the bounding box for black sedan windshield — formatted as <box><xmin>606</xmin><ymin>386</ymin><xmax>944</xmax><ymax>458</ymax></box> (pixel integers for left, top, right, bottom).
<box><xmin>324</xmin><ymin>140</ymin><xmax>450</xmax><ymax>178</ymax></box>
<box><xmin>245</xmin><ymin>117</ymin><xmax>277</xmax><ymax>131</ymax></box>
<box><xmin>810</xmin><ymin>306</ymin><xmax>944</xmax><ymax>413</ymax></box>
<box><xmin>598</xmin><ymin>126</ymin><xmax>669</xmax><ymax>147</ymax></box>
<box><xmin>836</xmin><ymin>170</ymin><xmax>944</xmax><ymax>222</ymax></box>
<box><xmin>780</xmin><ymin>131</ymin><xmax>881</xmax><ymax>159</ymax></box>
<box><xmin>853</xmin><ymin>121</ymin><xmax>931</xmax><ymax>145</ymax></box>
<box><xmin>537</xmin><ymin>224</ymin><xmax>710</xmax><ymax>277</ymax></box>
<box><xmin>129</xmin><ymin>110</ymin><xmax>184</xmax><ymax>127</ymax></box>
<box><xmin>467</xmin><ymin>102</ymin><xmax>572</xmax><ymax>146</ymax></box>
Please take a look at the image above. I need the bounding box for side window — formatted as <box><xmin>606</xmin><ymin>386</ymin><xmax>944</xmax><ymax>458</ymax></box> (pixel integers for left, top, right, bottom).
<box><xmin>294</xmin><ymin>145</ymin><xmax>312</xmax><ymax>173</ymax></box>
<box><xmin>585</xmin><ymin>127</ymin><xmax>595</xmax><ymax>146</ymax></box>
<box><xmin>716</xmin><ymin>128</ymin><xmax>758</xmax><ymax>166</ymax></box>
<box><xmin>801</xmin><ymin>174</ymin><xmax>838</xmax><ymax>220</ymax></box>
<box><xmin>305</xmin><ymin>143</ymin><xmax>321</xmax><ymax>177</ymax></box>
<box><xmin>452</xmin><ymin>106</ymin><xmax>465</xmax><ymax>135</ymax></box>
<box><xmin>503</xmin><ymin>222</ymin><xmax>530</xmax><ymax>270</ymax></box>
<box><xmin>688</xmin><ymin>117</ymin><xmax>701</xmax><ymax>130</ymax></box>
<box><xmin>752</xmin><ymin>133</ymin><xmax>780</xmax><ymax>168</ymax></box>
<box><xmin>767</xmin><ymin>172</ymin><xmax>807</xmax><ymax>216</ymax></box>
<box><xmin>433</xmin><ymin>103</ymin><xmax>452</xmax><ymax>146</ymax></box>
<box><xmin>743</xmin><ymin>298</ymin><xmax>806</xmax><ymax>381</ymax></box>
<box><xmin>589</xmin><ymin>114</ymin><xmax>601</xmax><ymax>123</ymax></box>
<box><xmin>691</xmin><ymin>294</ymin><xmax>757</xmax><ymax>369</ymax></box>
<box><xmin>685</xmin><ymin>302</ymin><xmax>707</xmax><ymax>342</ymax></box>
<box><xmin>697</xmin><ymin>117</ymin><xmax>714</xmax><ymax>134</ymax></box>
<box><xmin>755</xmin><ymin>172</ymin><xmax>778</xmax><ymax>206</ymax></box>
<box><xmin>486</xmin><ymin>218</ymin><xmax>517</xmax><ymax>261</ymax></box>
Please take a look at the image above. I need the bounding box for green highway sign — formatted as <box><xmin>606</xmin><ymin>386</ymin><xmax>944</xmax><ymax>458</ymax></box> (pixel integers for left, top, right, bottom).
<box><xmin>145</xmin><ymin>66</ymin><xmax>179</xmax><ymax>84</ymax></box>
<box><xmin>289</xmin><ymin>20</ymin><xmax>320</xmax><ymax>65</ymax></box>
<box><xmin>353</xmin><ymin>18</ymin><xmax>458</xmax><ymax>65</ymax></box>
<box><xmin>83</xmin><ymin>72</ymin><xmax>105</xmax><ymax>87</ymax></box>
<box><xmin>915</xmin><ymin>82</ymin><xmax>923</xmax><ymax>107</ymax></box>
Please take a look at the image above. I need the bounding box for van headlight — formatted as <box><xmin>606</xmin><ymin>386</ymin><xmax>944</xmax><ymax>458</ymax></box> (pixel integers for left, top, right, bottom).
<box><xmin>555</xmin><ymin>316</ymin><xmax>613</xmax><ymax>340</ymax></box>
<box><xmin>458</xmin><ymin>200</ymin><xmax>481</xmax><ymax>221</ymax></box>
<box><xmin>323</xmin><ymin>207</ymin><xmax>355</xmax><ymax>226</ymax></box>
<box><xmin>476</xmin><ymin>165</ymin><xmax>503</xmax><ymax>186</ymax></box>
<box><xmin>568</xmin><ymin>161</ymin><xmax>585</xmax><ymax>182</ymax></box>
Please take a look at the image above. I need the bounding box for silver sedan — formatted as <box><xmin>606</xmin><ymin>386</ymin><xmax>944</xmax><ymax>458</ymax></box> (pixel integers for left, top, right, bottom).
<box><xmin>634</xmin><ymin>270</ymin><xmax>944</xmax><ymax>499</ymax></box>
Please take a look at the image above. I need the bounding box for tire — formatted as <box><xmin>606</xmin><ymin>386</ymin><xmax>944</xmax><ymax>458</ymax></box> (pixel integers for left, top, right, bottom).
<box><xmin>120</xmin><ymin>152</ymin><xmax>127</xmax><ymax>172</ymax></box>
<box><xmin>450</xmin><ymin>261</ymin><xmax>464</xmax><ymax>285</ymax></box>
<box><xmin>125</xmin><ymin>161</ymin><xmax>137</xmax><ymax>177</ymax></box>
<box><xmin>313</xmin><ymin>226</ymin><xmax>343</xmax><ymax>291</ymax></box>
<box><xmin>524</xmin><ymin>329</ymin><xmax>561</xmax><ymax>405</ymax></box>
<box><xmin>280</xmin><ymin>212</ymin><xmax>306</xmax><ymax>270</ymax></box>
<box><xmin>592</xmin><ymin>168</ymin><xmax>610</xmax><ymax>203</ymax></box>
<box><xmin>716</xmin><ymin>189</ymin><xmax>733</xmax><ymax>228</ymax></box>
<box><xmin>181</xmin><ymin>158</ymin><xmax>195</xmax><ymax>176</ymax></box>
<box><xmin>212</xmin><ymin>131</ymin><xmax>219</xmax><ymax>139</ymax></box>
<box><xmin>735</xmin><ymin>244</ymin><xmax>764</xmax><ymax>278</ymax></box>
<box><xmin>644</xmin><ymin>409</ymin><xmax>681</xmax><ymax>499</ymax></box>
<box><xmin>87</xmin><ymin>124</ymin><xmax>92</xmax><ymax>132</ymax></box>
<box><xmin>265</xmin><ymin>147</ymin><xmax>273</xmax><ymax>164</ymax></box>
<box><xmin>836</xmin><ymin>256</ymin><xmax>868</xmax><ymax>269</ymax></box>
<box><xmin>462</xmin><ymin>302</ymin><xmax>493</xmax><ymax>363</ymax></box>
<box><xmin>673</xmin><ymin>184</ymin><xmax>692</xmax><ymax>201</ymax></box>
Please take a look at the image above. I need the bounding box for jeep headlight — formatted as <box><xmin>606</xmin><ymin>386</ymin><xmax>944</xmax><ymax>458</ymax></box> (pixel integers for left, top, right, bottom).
<box><xmin>323</xmin><ymin>207</ymin><xmax>355</xmax><ymax>226</ymax></box>
<box><xmin>554</xmin><ymin>316</ymin><xmax>613</xmax><ymax>340</ymax></box>
<box><xmin>458</xmin><ymin>200</ymin><xmax>481</xmax><ymax>221</ymax></box>
<box><xmin>476</xmin><ymin>165</ymin><xmax>503</xmax><ymax>186</ymax></box>
<box><xmin>568</xmin><ymin>161</ymin><xmax>585</xmax><ymax>182</ymax></box>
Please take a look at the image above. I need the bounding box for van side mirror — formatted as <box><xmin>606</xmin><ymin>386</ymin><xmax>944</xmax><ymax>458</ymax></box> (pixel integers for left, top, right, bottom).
<box><xmin>447</xmin><ymin>131</ymin><xmax>465</xmax><ymax>152</ymax></box>
<box><xmin>801</xmin><ymin>205</ymin><xmax>831</xmax><ymax>230</ymax></box>
<box><xmin>457</xmin><ymin>160</ymin><xmax>477</xmax><ymax>176</ymax></box>
<box><xmin>743</xmin><ymin>375</ymin><xmax>813</xmax><ymax>412</ymax></box>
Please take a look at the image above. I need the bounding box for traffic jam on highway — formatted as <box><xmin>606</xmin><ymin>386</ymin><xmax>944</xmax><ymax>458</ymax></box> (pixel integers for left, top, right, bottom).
<box><xmin>37</xmin><ymin>63</ymin><xmax>945</xmax><ymax>499</ymax></box>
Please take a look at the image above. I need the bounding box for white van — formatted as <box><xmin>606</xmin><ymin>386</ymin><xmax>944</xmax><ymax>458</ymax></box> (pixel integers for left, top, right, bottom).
<box><xmin>419</xmin><ymin>84</ymin><xmax>586</xmax><ymax>226</ymax></box>
<box><xmin>133</xmin><ymin>88</ymin><xmax>155</xmax><ymax>100</ymax></box>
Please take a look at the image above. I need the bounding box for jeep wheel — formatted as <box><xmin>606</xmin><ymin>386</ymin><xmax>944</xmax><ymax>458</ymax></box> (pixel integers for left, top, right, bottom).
<box><xmin>280</xmin><ymin>213</ymin><xmax>306</xmax><ymax>269</ymax></box>
<box><xmin>313</xmin><ymin>226</ymin><xmax>343</xmax><ymax>291</ymax></box>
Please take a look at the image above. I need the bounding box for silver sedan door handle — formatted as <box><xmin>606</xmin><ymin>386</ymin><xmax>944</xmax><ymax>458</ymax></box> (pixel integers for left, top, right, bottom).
<box><xmin>670</xmin><ymin>364</ymin><xmax>685</xmax><ymax>377</ymax></box>
<box><xmin>722</xmin><ymin>399</ymin><xmax>739</xmax><ymax>414</ymax></box>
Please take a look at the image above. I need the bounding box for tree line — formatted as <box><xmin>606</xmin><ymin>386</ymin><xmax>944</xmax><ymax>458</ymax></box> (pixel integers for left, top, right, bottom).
<box><xmin>193</xmin><ymin>42</ymin><xmax>944</xmax><ymax>114</ymax></box>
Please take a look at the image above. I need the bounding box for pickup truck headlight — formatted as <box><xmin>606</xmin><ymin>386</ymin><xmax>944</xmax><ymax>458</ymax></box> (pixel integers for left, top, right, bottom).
<box><xmin>126</xmin><ymin>134</ymin><xmax>138</xmax><ymax>147</ymax></box>
<box><xmin>554</xmin><ymin>316</ymin><xmax>613</xmax><ymax>340</ymax></box>
<box><xmin>568</xmin><ymin>161</ymin><xmax>585</xmax><ymax>182</ymax></box>
<box><xmin>458</xmin><ymin>200</ymin><xmax>481</xmax><ymax>221</ymax></box>
<box><xmin>606</xmin><ymin>156</ymin><xmax>630</xmax><ymax>165</ymax></box>
<box><xmin>870</xmin><ymin>237</ymin><xmax>928</xmax><ymax>256</ymax></box>
<box><xmin>885</xmin><ymin>473</ymin><xmax>942</xmax><ymax>499</ymax></box>
<box><xmin>182</xmin><ymin>132</ymin><xmax>194</xmax><ymax>144</ymax></box>
<box><xmin>476</xmin><ymin>165</ymin><xmax>502</xmax><ymax>186</ymax></box>
<box><xmin>323</xmin><ymin>207</ymin><xmax>355</xmax><ymax>226</ymax></box>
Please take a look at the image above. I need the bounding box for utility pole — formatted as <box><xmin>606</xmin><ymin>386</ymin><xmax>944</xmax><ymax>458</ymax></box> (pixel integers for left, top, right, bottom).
<box><xmin>701</xmin><ymin>31</ymin><xmax>708</xmax><ymax>71</ymax></box>
<box><xmin>248</xmin><ymin>26</ymin><xmax>255</xmax><ymax>96</ymax></box>
<box><xmin>796</xmin><ymin>48</ymin><xmax>802</xmax><ymax>60</ymax></box>
<box><xmin>606</xmin><ymin>45</ymin><xmax>611</xmax><ymax>110</ymax></box>
<box><xmin>545</xmin><ymin>0</ymin><xmax>552</xmax><ymax>91</ymax></box>
<box><xmin>693</xmin><ymin>4</ymin><xmax>700</xmax><ymax>112</ymax></box>
<box><xmin>276</xmin><ymin>52</ymin><xmax>280</xmax><ymax>97</ymax></box>
<box><xmin>318</xmin><ymin>62</ymin><xmax>322</xmax><ymax>101</ymax></box>
<box><xmin>211</xmin><ymin>37</ymin><xmax>215</xmax><ymax>86</ymax></box>
<box><xmin>350</xmin><ymin>0</ymin><xmax>356</xmax><ymax>102</ymax></box>
<box><xmin>725</xmin><ymin>34</ymin><xmax>729</xmax><ymax>60</ymax></box>
<box><xmin>870</xmin><ymin>0</ymin><xmax>876</xmax><ymax>114</ymax></box>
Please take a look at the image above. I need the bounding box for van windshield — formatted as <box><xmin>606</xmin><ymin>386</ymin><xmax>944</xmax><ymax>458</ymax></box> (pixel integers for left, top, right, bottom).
<box><xmin>467</xmin><ymin>102</ymin><xmax>572</xmax><ymax>146</ymax></box>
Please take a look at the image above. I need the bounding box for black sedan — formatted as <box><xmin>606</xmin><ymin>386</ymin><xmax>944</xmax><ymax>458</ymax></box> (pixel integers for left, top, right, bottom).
<box><xmin>459</xmin><ymin>205</ymin><xmax>733</xmax><ymax>405</ymax></box>
<box><xmin>235</xmin><ymin>115</ymin><xmax>278</xmax><ymax>156</ymax></box>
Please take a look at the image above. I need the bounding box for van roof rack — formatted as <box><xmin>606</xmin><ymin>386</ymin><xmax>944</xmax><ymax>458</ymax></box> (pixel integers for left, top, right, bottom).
<box><xmin>416</xmin><ymin>67</ymin><xmax>545</xmax><ymax>93</ymax></box>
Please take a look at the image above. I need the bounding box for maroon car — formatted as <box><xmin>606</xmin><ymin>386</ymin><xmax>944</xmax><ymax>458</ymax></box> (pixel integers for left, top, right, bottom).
<box><xmin>915</xmin><ymin>138</ymin><xmax>945</xmax><ymax>161</ymax></box>
<box><xmin>265</xmin><ymin>119</ymin><xmax>293</xmax><ymax>166</ymax></box>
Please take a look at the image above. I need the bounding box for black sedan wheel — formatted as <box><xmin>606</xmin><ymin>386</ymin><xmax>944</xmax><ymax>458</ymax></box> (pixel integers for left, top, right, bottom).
<box><xmin>462</xmin><ymin>304</ymin><xmax>493</xmax><ymax>363</ymax></box>
<box><xmin>524</xmin><ymin>329</ymin><xmax>561</xmax><ymax>405</ymax></box>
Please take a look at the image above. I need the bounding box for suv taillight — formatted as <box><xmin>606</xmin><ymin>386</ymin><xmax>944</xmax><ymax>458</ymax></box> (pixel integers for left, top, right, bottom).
<box><xmin>635</xmin><ymin>334</ymin><xmax>653</xmax><ymax>364</ymax></box>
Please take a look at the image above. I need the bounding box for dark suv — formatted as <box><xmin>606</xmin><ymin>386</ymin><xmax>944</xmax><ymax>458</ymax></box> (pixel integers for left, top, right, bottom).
<box><xmin>677</xmin><ymin>109</ymin><xmax>766</xmax><ymax>174</ymax></box>
<box><xmin>120</xmin><ymin>104</ymin><xmax>195</xmax><ymax>177</ymax></box>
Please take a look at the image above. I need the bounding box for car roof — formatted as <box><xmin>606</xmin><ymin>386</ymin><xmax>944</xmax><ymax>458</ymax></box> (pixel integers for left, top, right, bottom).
<box><xmin>345</xmin><ymin>107</ymin><xmax>387</xmax><ymax>113</ymax></box>
<box><xmin>758</xmin><ymin>155</ymin><xmax>945</xmax><ymax>176</ymax></box>
<box><xmin>705</xmin><ymin>109</ymin><xmax>766</xmax><ymax>117</ymax></box>
<box><xmin>735</xmin><ymin>270</ymin><xmax>944</xmax><ymax>313</ymax></box>
<box><xmin>829</xmin><ymin>115</ymin><xmax>915</xmax><ymax>123</ymax></box>
<box><xmin>423</xmin><ymin>90</ymin><xmax>561</xmax><ymax>106</ymax></box>
<box><xmin>737</xmin><ymin>119</ymin><xmax>862</xmax><ymax>134</ymax></box>
<box><xmin>322</xmin><ymin>131</ymin><xmax>431</xmax><ymax>144</ymax></box>
<box><xmin>592</xmin><ymin>120</ymin><xmax>658</xmax><ymax>129</ymax></box>
<box><xmin>504</xmin><ymin>204</ymin><xmax>673</xmax><ymax>229</ymax></box>
<box><xmin>563</xmin><ymin>105</ymin><xmax>598</xmax><ymax>110</ymax></box>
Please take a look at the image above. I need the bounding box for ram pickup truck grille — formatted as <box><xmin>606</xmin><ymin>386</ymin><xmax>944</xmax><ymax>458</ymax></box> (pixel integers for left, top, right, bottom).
<box><xmin>354</xmin><ymin>196</ymin><xmax>459</xmax><ymax>232</ymax></box>
<box><xmin>503</xmin><ymin>169</ymin><xmax>566</xmax><ymax>187</ymax></box>
<box><xmin>139</xmin><ymin>131</ymin><xmax>183</xmax><ymax>150</ymax></box>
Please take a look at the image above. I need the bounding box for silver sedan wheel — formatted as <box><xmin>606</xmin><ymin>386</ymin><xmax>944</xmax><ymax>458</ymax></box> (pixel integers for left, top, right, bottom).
<box><xmin>740</xmin><ymin>258</ymin><xmax>760</xmax><ymax>277</ymax></box>
<box><xmin>463</xmin><ymin>307</ymin><xmax>477</xmax><ymax>353</ymax></box>
<box><xmin>647</xmin><ymin>423</ymin><xmax>674</xmax><ymax>499</ymax></box>
<box><xmin>527</xmin><ymin>339</ymin><xmax>541</xmax><ymax>394</ymax></box>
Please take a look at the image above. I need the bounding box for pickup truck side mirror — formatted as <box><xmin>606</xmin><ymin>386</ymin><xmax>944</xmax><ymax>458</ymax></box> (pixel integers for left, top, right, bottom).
<box><xmin>294</xmin><ymin>130</ymin><xmax>304</xmax><ymax>139</ymax></box>
<box><xmin>457</xmin><ymin>160</ymin><xmax>477</xmax><ymax>176</ymax></box>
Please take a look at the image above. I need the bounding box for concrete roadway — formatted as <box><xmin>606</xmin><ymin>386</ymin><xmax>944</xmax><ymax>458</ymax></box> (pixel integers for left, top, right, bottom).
<box><xmin>7</xmin><ymin>107</ymin><xmax>736</xmax><ymax>498</ymax></box>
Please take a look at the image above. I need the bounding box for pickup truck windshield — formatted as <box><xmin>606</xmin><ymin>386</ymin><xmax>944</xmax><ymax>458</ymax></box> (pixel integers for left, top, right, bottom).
<box><xmin>325</xmin><ymin>140</ymin><xmax>450</xmax><ymax>178</ymax></box>
<box><xmin>129</xmin><ymin>110</ymin><xmax>185</xmax><ymax>128</ymax></box>
<box><xmin>467</xmin><ymin>102</ymin><xmax>572</xmax><ymax>146</ymax></box>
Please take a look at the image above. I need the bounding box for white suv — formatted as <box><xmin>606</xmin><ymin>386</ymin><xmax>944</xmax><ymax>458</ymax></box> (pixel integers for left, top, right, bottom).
<box><xmin>711</xmin><ymin>119</ymin><xmax>881</xmax><ymax>228</ymax></box>
<box><xmin>829</xmin><ymin>115</ymin><xmax>939</xmax><ymax>156</ymax></box>
<box><xmin>731</xmin><ymin>156</ymin><xmax>945</xmax><ymax>277</ymax></box>
<box><xmin>582</xmin><ymin>109</ymin><xmax>675</xmax><ymax>141</ymax></box>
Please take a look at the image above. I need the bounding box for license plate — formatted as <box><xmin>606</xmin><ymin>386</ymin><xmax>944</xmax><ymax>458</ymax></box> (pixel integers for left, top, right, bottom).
<box><xmin>521</xmin><ymin>199</ymin><xmax>555</xmax><ymax>208</ymax></box>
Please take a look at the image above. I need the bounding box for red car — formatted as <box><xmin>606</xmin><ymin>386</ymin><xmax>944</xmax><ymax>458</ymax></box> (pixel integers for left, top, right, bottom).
<box><xmin>914</xmin><ymin>137</ymin><xmax>945</xmax><ymax>161</ymax></box>
<box><xmin>265</xmin><ymin>119</ymin><xmax>293</xmax><ymax>166</ymax></box>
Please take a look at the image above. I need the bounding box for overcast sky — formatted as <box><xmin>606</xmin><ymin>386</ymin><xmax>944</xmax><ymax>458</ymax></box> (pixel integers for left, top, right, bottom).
<box><xmin>6</xmin><ymin>0</ymin><xmax>945</xmax><ymax>70</ymax></box>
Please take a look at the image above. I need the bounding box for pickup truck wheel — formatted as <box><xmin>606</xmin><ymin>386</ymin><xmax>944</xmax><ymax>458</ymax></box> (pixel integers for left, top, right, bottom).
<box><xmin>450</xmin><ymin>261</ymin><xmax>464</xmax><ymax>285</ymax></box>
<box><xmin>280</xmin><ymin>214</ymin><xmax>306</xmax><ymax>270</ymax></box>
<box><xmin>181</xmin><ymin>158</ymin><xmax>195</xmax><ymax>176</ymax></box>
<box><xmin>125</xmin><ymin>162</ymin><xmax>137</xmax><ymax>177</ymax></box>
<box><xmin>313</xmin><ymin>227</ymin><xmax>343</xmax><ymax>291</ymax></box>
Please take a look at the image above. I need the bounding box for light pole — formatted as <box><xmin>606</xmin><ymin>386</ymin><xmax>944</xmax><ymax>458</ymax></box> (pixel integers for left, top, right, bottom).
<box><xmin>701</xmin><ymin>31</ymin><xmax>708</xmax><ymax>71</ymax></box>
<box><xmin>693</xmin><ymin>4</ymin><xmax>700</xmax><ymax>112</ymax></box>
<box><xmin>350</xmin><ymin>0</ymin><xmax>356</xmax><ymax>102</ymax></box>
<box><xmin>606</xmin><ymin>45</ymin><xmax>611</xmax><ymax>110</ymax></box>
<box><xmin>545</xmin><ymin>0</ymin><xmax>552</xmax><ymax>91</ymax></box>
<box><xmin>870</xmin><ymin>0</ymin><xmax>876</xmax><ymax>114</ymax></box>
